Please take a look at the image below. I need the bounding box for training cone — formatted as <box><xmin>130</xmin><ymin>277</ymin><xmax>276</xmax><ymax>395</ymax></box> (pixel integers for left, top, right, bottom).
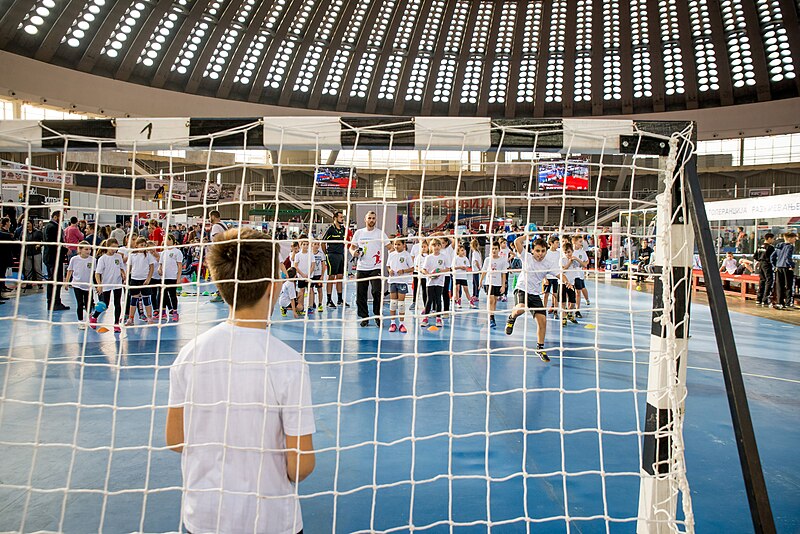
<box><xmin>427</xmin><ymin>325</ymin><xmax>440</xmax><ymax>332</ymax></box>
<box><xmin>584</xmin><ymin>324</ymin><xmax>596</xmax><ymax>329</ymax></box>
<box><xmin>181</xmin><ymin>291</ymin><xmax>188</xmax><ymax>297</ymax></box>
<box><xmin>96</xmin><ymin>326</ymin><xmax>110</xmax><ymax>333</ymax></box>
<box><xmin>94</xmin><ymin>301</ymin><xmax>107</xmax><ymax>314</ymax></box>
<box><xmin>202</xmin><ymin>291</ymin><xmax>210</xmax><ymax>296</ymax></box>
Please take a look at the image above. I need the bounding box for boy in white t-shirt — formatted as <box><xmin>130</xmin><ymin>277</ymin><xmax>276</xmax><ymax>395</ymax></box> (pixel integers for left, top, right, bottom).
<box><xmin>571</xmin><ymin>234</ymin><xmax>590</xmax><ymax>317</ymax></box>
<box><xmin>479</xmin><ymin>242</ymin><xmax>508</xmax><ymax>329</ymax></box>
<box><xmin>166</xmin><ymin>228</ymin><xmax>315</xmax><ymax>534</ymax></box>
<box><xmin>560</xmin><ymin>242</ymin><xmax>582</xmax><ymax>326</ymax></box>
<box><xmin>386</xmin><ymin>239</ymin><xmax>413</xmax><ymax>333</ymax></box>
<box><xmin>453</xmin><ymin>245</ymin><xmax>477</xmax><ymax>308</ymax></box>
<box><xmin>310</xmin><ymin>241</ymin><xmax>326</xmax><ymax>314</ymax></box>
<box><xmin>279</xmin><ymin>267</ymin><xmax>304</xmax><ymax>318</ymax></box>
<box><xmin>293</xmin><ymin>237</ymin><xmax>315</xmax><ymax>315</ymax></box>
<box><xmin>544</xmin><ymin>236</ymin><xmax>561</xmax><ymax>316</ymax></box>
<box><xmin>65</xmin><ymin>242</ymin><xmax>96</xmax><ymax>329</ymax></box>
<box><xmin>505</xmin><ymin>236</ymin><xmax>570</xmax><ymax>362</ymax></box>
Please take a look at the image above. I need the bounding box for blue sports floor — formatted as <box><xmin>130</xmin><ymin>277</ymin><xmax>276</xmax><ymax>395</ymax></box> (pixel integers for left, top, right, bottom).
<box><xmin>0</xmin><ymin>280</ymin><xmax>797</xmax><ymax>533</ymax></box>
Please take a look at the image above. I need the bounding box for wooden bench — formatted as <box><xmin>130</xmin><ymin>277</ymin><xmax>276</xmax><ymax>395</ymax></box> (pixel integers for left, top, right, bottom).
<box><xmin>691</xmin><ymin>269</ymin><xmax>760</xmax><ymax>300</ymax></box>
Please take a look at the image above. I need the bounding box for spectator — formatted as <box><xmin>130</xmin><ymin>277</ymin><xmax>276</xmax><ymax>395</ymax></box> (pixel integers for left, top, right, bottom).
<box><xmin>0</xmin><ymin>217</ymin><xmax>15</xmax><ymax>300</ymax></box>
<box><xmin>111</xmin><ymin>223</ymin><xmax>127</xmax><ymax>245</ymax></box>
<box><xmin>84</xmin><ymin>223</ymin><xmax>100</xmax><ymax>248</ymax></box>
<box><xmin>754</xmin><ymin>233</ymin><xmax>775</xmax><ymax>307</ymax></box>
<box><xmin>42</xmin><ymin>211</ymin><xmax>70</xmax><ymax>311</ymax></box>
<box><xmin>149</xmin><ymin>219</ymin><xmax>165</xmax><ymax>246</ymax></box>
<box><xmin>22</xmin><ymin>219</ymin><xmax>44</xmax><ymax>290</ymax></box>
<box><xmin>78</xmin><ymin>219</ymin><xmax>87</xmax><ymax>235</ymax></box>
<box><xmin>771</xmin><ymin>232</ymin><xmax>797</xmax><ymax>310</ymax></box>
<box><xmin>598</xmin><ymin>227</ymin><xmax>610</xmax><ymax>268</ymax></box>
<box><xmin>64</xmin><ymin>216</ymin><xmax>84</xmax><ymax>258</ymax></box>
<box><xmin>138</xmin><ymin>223</ymin><xmax>150</xmax><ymax>238</ymax></box>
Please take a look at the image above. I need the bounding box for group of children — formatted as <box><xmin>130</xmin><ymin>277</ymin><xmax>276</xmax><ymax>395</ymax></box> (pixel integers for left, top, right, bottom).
<box><xmin>64</xmin><ymin>234</ymin><xmax>184</xmax><ymax>332</ymax></box>
<box><xmin>276</xmin><ymin>230</ymin><xmax>593</xmax><ymax>360</ymax></box>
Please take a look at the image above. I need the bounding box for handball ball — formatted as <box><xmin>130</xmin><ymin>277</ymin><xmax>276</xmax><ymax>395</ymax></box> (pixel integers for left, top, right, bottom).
<box><xmin>636</xmin><ymin>285</ymin><xmax>642</xmax><ymax>291</ymax></box>
<box><xmin>95</xmin><ymin>301</ymin><xmax>108</xmax><ymax>313</ymax></box>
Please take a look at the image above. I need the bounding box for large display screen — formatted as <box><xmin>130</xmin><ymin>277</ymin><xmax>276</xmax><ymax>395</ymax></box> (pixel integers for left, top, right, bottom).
<box><xmin>537</xmin><ymin>159</ymin><xmax>590</xmax><ymax>191</ymax></box>
<box><xmin>314</xmin><ymin>166</ymin><xmax>357</xmax><ymax>189</ymax></box>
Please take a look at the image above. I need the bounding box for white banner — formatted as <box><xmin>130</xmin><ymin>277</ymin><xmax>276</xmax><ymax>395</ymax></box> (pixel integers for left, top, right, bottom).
<box><xmin>0</xmin><ymin>161</ymin><xmax>74</xmax><ymax>186</ymax></box>
<box><xmin>705</xmin><ymin>193</ymin><xmax>800</xmax><ymax>221</ymax></box>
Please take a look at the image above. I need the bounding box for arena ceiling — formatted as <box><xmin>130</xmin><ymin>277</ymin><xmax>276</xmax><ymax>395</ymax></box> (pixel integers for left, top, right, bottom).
<box><xmin>0</xmin><ymin>0</ymin><xmax>798</xmax><ymax>119</ymax></box>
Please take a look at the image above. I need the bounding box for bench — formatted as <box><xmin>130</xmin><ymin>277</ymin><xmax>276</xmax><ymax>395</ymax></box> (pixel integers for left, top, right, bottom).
<box><xmin>691</xmin><ymin>269</ymin><xmax>760</xmax><ymax>300</ymax></box>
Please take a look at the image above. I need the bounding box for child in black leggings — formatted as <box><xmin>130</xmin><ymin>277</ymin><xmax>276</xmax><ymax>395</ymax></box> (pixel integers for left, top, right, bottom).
<box><xmin>93</xmin><ymin>238</ymin><xmax>127</xmax><ymax>333</ymax></box>
<box><xmin>65</xmin><ymin>242</ymin><xmax>95</xmax><ymax>330</ymax></box>
<box><xmin>159</xmin><ymin>235</ymin><xmax>184</xmax><ymax>321</ymax></box>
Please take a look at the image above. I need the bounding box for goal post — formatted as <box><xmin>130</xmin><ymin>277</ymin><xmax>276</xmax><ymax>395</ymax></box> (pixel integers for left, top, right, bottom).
<box><xmin>0</xmin><ymin>116</ymin><xmax>774</xmax><ymax>533</ymax></box>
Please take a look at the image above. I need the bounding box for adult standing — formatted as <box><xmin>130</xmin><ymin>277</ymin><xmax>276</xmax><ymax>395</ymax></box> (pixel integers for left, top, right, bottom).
<box><xmin>64</xmin><ymin>216</ymin><xmax>84</xmax><ymax>258</ymax></box>
<box><xmin>598</xmin><ymin>227</ymin><xmax>610</xmax><ymax>269</ymax></box>
<box><xmin>0</xmin><ymin>217</ymin><xmax>15</xmax><ymax>301</ymax></box>
<box><xmin>350</xmin><ymin>211</ymin><xmax>390</xmax><ymax>327</ymax></box>
<box><xmin>149</xmin><ymin>219</ymin><xmax>165</xmax><ymax>246</ymax></box>
<box><xmin>321</xmin><ymin>210</ymin><xmax>347</xmax><ymax>308</ymax></box>
<box><xmin>84</xmin><ymin>223</ymin><xmax>100</xmax><ymax>248</ymax></box>
<box><xmin>23</xmin><ymin>220</ymin><xmax>44</xmax><ymax>290</ymax></box>
<box><xmin>111</xmin><ymin>223</ymin><xmax>127</xmax><ymax>245</ymax></box>
<box><xmin>43</xmin><ymin>211</ymin><xmax>70</xmax><ymax>311</ymax></box>
<box><xmin>207</xmin><ymin>210</ymin><xmax>227</xmax><ymax>302</ymax></box>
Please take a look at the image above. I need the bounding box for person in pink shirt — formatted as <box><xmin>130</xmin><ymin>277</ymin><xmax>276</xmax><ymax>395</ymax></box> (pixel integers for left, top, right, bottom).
<box><xmin>63</xmin><ymin>217</ymin><xmax>84</xmax><ymax>258</ymax></box>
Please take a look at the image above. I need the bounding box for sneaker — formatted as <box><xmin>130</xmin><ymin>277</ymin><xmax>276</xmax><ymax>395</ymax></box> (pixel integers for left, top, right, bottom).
<box><xmin>171</xmin><ymin>312</ymin><xmax>180</xmax><ymax>322</ymax></box>
<box><xmin>562</xmin><ymin>317</ymin><xmax>567</xmax><ymax>327</ymax></box>
<box><xmin>456</xmin><ymin>298</ymin><xmax>462</xmax><ymax>308</ymax></box>
<box><xmin>505</xmin><ymin>317</ymin><xmax>515</xmax><ymax>335</ymax></box>
<box><xmin>125</xmin><ymin>318</ymin><xmax>134</xmax><ymax>326</ymax></box>
<box><xmin>399</xmin><ymin>324</ymin><xmax>407</xmax><ymax>333</ymax></box>
<box><xmin>420</xmin><ymin>318</ymin><xmax>429</xmax><ymax>328</ymax></box>
<box><xmin>409</xmin><ymin>302</ymin><xmax>416</xmax><ymax>310</ymax></box>
<box><xmin>500</xmin><ymin>296</ymin><xmax>507</xmax><ymax>302</ymax></box>
<box><xmin>585</xmin><ymin>299</ymin><xmax>591</xmax><ymax>305</ymax></box>
<box><xmin>318</xmin><ymin>305</ymin><xmax>324</xmax><ymax>313</ymax></box>
<box><xmin>78</xmin><ymin>322</ymin><xmax>87</xmax><ymax>330</ymax></box>
<box><xmin>575</xmin><ymin>311</ymin><xmax>583</xmax><ymax>318</ymax></box>
<box><xmin>113</xmin><ymin>325</ymin><xmax>121</xmax><ymax>333</ymax></box>
<box><xmin>436</xmin><ymin>318</ymin><xmax>443</xmax><ymax>327</ymax></box>
<box><xmin>389</xmin><ymin>323</ymin><xmax>397</xmax><ymax>333</ymax></box>
<box><xmin>536</xmin><ymin>348</ymin><xmax>550</xmax><ymax>363</ymax></box>
<box><xmin>281</xmin><ymin>307</ymin><xmax>287</xmax><ymax>317</ymax></box>
<box><xmin>307</xmin><ymin>308</ymin><xmax>315</xmax><ymax>315</ymax></box>
<box><xmin>360</xmin><ymin>320</ymin><xmax>369</xmax><ymax>327</ymax></box>
<box><xmin>550</xmin><ymin>309</ymin><xmax>557</xmax><ymax>316</ymax></box>
<box><xmin>490</xmin><ymin>318</ymin><xmax>497</xmax><ymax>329</ymax></box>
<box><xmin>89</xmin><ymin>317</ymin><xmax>98</xmax><ymax>330</ymax></box>
<box><xmin>138</xmin><ymin>311</ymin><xmax>147</xmax><ymax>321</ymax></box>
<box><xmin>375</xmin><ymin>318</ymin><xmax>381</xmax><ymax>327</ymax></box>
<box><xmin>341</xmin><ymin>301</ymin><xmax>350</xmax><ymax>308</ymax></box>
<box><xmin>153</xmin><ymin>310</ymin><xmax>160</xmax><ymax>319</ymax></box>
<box><xmin>469</xmin><ymin>297</ymin><xmax>478</xmax><ymax>308</ymax></box>
<box><xmin>51</xmin><ymin>303</ymin><xmax>70</xmax><ymax>311</ymax></box>
<box><xmin>569</xmin><ymin>313</ymin><xmax>578</xmax><ymax>324</ymax></box>
<box><xmin>327</xmin><ymin>301</ymin><xmax>337</xmax><ymax>308</ymax></box>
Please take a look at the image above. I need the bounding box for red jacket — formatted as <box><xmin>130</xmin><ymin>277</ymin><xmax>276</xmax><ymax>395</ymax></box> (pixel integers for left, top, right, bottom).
<box><xmin>149</xmin><ymin>226</ymin><xmax>165</xmax><ymax>246</ymax></box>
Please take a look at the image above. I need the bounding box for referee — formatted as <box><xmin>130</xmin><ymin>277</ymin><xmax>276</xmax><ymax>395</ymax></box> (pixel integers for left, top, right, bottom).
<box><xmin>322</xmin><ymin>210</ymin><xmax>347</xmax><ymax>307</ymax></box>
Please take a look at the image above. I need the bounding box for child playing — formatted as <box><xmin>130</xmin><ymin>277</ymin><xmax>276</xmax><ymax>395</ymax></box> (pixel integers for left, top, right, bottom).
<box><xmin>159</xmin><ymin>234</ymin><xmax>184</xmax><ymax>322</ymax></box>
<box><xmin>293</xmin><ymin>237</ymin><xmax>314</xmax><ymax>314</ymax></box>
<box><xmin>479</xmin><ymin>242</ymin><xmax>508</xmax><ymax>329</ymax></box>
<box><xmin>470</xmin><ymin>238</ymin><xmax>482</xmax><ymax>301</ymax></box>
<box><xmin>280</xmin><ymin>267</ymin><xmax>304</xmax><ymax>317</ymax></box>
<box><xmin>387</xmin><ymin>239</ymin><xmax>413</xmax><ymax>333</ymax></box>
<box><xmin>147</xmin><ymin>240</ymin><xmax>164</xmax><ymax>319</ymax></box>
<box><xmin>92</xmin><ymin>238</ymin><xmax>126</xmax><ymax>333</ymax></box>
<box><xmin>65</xmin><ymin>241</ymin><xmax>96</xmax><ymax>330</ymax></box>
<box><xmin>560</xmin><ymin>242</ymin><xmax>581</xmax><ymax>326</ymax></box>
<box><xmin>413</xmin><ymin>239</ymin><xmax>429</xmax><ymax>314</ymax></box>
<box><xmin>505</xmin><ymin>236</ymin><xmax>569</xmax><ymax>362</ymax></box>
<box><xmin>421</xmin><ymin>238</ymin><xmax>447</xmax><ymax>328</ymax></box>
<box><xmin>497</xmin><ymin>238</ymin><xmax>510</xmax><ymax>302</ymax></box>
<box><xmin>544</xmin><ymin>236</ymin><xmax>561</xmax><ymax>316</ymax></box>
<box><xmin>453</xmin><ymin>245</ymin><xmax>477</xmax><ymax>308</ymax></box>
<box><xmin>125</xmin><ymin>237</ymin><xmax>155</xmax><ymax>326</ymax></box>
<box><xmin>571</xmin><ymin>234</ymin><xmax>590</xmax><ymax>317</ymax></box>
<box><xmin>311</xmin><ymin>241</ymin><xmax>326</xmax><ymax>313</ymax></box>
<box><xmin>166</xmin><ymin>228</ymin><xmax>315</xmax><ymax>534</ymax></box>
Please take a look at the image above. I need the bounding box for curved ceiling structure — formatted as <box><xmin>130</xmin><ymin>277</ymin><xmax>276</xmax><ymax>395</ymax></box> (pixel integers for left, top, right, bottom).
<box><xmin>0</xmin><ymin>0</ymin><xmax>798</xmax><ymax>119</ymax></box>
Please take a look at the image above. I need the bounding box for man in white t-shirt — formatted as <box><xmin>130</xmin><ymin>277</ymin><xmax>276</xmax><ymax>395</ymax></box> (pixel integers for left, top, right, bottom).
<box><xmin>167</xmin><ymin>228</ymin><xmax>315</xmax><ymax>534</ymax></box>
<box><xmin>349</xmin><ymin>211</ymin><xmax>391</xmax><ymax>327</ymax></box>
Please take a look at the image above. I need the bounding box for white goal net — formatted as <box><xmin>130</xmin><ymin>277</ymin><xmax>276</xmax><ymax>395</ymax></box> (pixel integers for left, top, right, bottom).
<box><xmin>0</xmin><ymin>117</ymin><xmax>697</xmax><ymax>533</ymax></box>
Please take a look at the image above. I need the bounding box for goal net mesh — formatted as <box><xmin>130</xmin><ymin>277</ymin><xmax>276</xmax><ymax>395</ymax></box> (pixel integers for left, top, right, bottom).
<box><xmin>0</xmin><ymin>118</ymin><xmax>696</xmax><ymax>533</ymax></box>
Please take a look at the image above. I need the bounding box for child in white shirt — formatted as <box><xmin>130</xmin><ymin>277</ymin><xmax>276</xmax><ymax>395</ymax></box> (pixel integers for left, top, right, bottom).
<box><xmin>293</xmin><ymin>237</ymin><xmax>314</xmax><ymax>315</ymax></box>
<box><xmin>479</xmin><ymin>242</ymin><xmax>508</xmax><ymax>329</ymax></box>
<box><xmin>65</xmin><ymin>241</ymin><xmax>96</xmax><ymax>329</ymax></box>
<box><xmin>166</xmin><ymin>228</ymin><xmax>315</xmax><ymax>534</ymax></box>
<box><xmin>126</xmin><ymin>237</ymin><xmax>155</xmax><ymax>325</ymax></box>
<box><xmin>413</xmin><ymin>239</ymin><xmax>429</xmax><ymax>313</ymax></box>
<box><xmin>560</xmin><ymin>242</ymin><xmax>583</xmax><ymax>326</ymax></box>
<box><xmin>280</xmin><ymin>267</ymin><xmax>303</xmax><ymax>318</ymax></box>
<box><xmin>93</xmin><ymin>238</ymin><xmax>126</xmax><ymax>332</ymax></box>
<box><xmin>310</xmin><ymin>241</ymin><xmax>326</xmax><ymax>314</ymax></box>
<box><xmin>387</xmin><ymin>239</ymin><xmax>414</xmax><ymax>333</ymax></box>
<box><xmin>159</xmin><ymin>234</ymin><xmax>184</xmax><ymax>321</ymax></box>
<box><xmin>453</xmin><ymin>245</ymin><xmax>477</xmax><ymax>308</ymax></box>
<box><xmin>421</xmin><ymin>238</ymin><xmax>448</xmax><ymax>328</ymax></box>
<box><xmin>571</xmin><ymin>234</ymin><xmax>590</xmax><ymax>316</ymax></box>
<box><xmin>544</xmin><ymin>236</ymin><xmax>561</xmax><ymax>316</ymax></box>
<box><xmin>469</xmin><ymin>238</ymin><xmax>482</xmax><ymax>302</ymax></box>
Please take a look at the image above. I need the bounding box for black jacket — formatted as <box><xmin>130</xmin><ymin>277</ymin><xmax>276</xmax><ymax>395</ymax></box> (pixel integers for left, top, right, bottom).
<box><xmin>754</xmin><ymin>242</ymin><xmax>775</xmax><ymax>270</ymax></box>
<box><xmin>43</xmin><ymin>219</ymin><xmax>66</xmax><ymax>266</ymax></box>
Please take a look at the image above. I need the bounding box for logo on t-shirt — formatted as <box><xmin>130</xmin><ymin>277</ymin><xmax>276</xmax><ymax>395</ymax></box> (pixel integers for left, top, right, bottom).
<box><xmin>438</xmin><ymin>260</ymin><xmax>443</xmax><ymax>266</ymax></box>
<box><xmin>373</xmin><ymin>251</ymin><xmax>381</xmax><ymax>264</ymax></box>
<box><xmin>114</xmin><ymin>259</ymin><xmax>120</xmax><ymax>265</ymax></box>
<box><xmin>399</xmin><ymin>257</ymin><xmax>405</xmax><ymax>263</ymax></box>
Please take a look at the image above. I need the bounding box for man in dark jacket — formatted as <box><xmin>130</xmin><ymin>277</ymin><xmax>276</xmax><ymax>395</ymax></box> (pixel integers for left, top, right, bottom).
<box><xmin>0</xmin><ymin>217</ymin><xmax>15</xmax><ymax>302</ymax></box>
<box><xmin>43</xmin><ymin>211</ymin><xmax>70</xmax><ymax>311</ymax></box>
<box><xmin>771</xmin><ymin>232</ymin><xmax>797</xmax><ymax>310</ymax></box>
<box><xmin>754</xmin><ymin>233</ymin><xmax>775</xmax><ymax>307</ymax></box>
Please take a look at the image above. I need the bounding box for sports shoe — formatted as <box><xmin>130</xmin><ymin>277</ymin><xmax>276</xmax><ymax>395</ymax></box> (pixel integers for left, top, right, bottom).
<box><xmin>307</xmin><ymin>308</ymin><xmax>315</xmax><ymax>315</ymax></box>
<box><xmin>569</xmin><ymin>313</ymin><xmax>578</xmax><ymax>324</ymax></box>
<box><xmin>171</xmin><ymin>311</ymin><xmax>180</xmax><ymax>322</ymax></box>
<box><xmin>455</xmin><ymin>298</ymin><xmax>462</xmax><ymax>308</ymax></box>
<box><xmin>500</xmin><ymin>296</ymin><xmax>507</xmax><ymax>302</ymax></box>
<box><xmin>420</xmin><ymin>318</ymin><xmax>429</xmax><ymax>328</ymax></box>
<box><xmin>125</xmin><ymin>318</ymin><xmax>134</xmax><ymax>326</ymax></box>
<box><xmin>562</xmin><ymin>317</ymin><xmax>567</xmax><ymax>327</ymax></box>
<box><xmin>469</xmin><ymin>297</ymin><xmax>478</xmax><ymax>308</ymax></box>
<box><xmin>585</xmin><ymin>299</ymin><xmax>591</xmax><ymax>305</ymax></box>
<box><xmin>78</xmin><ymin>322</ymin><xmax>87</xmax><ymax>330</ymax></box>
<box><xmin>138</xmin><ymin>311</ymin><xmax>147</xmax><ymax>321</ymax></box>
<box><xmin>436</xmin><ymin>318</ymin><xmax>443</xmax><ymax>328</ymax></box>
<box><xmin>153</xmin><ymin>310</ymin><xmax>160</xmax><ymax>319</ymax></box>
<box><xmin>318</xmin><ymin>305</ymin><xmax>324</xmax><ymax>313</ymax></box>
<box><xmin>281</xmin><ymin>307</ymin><xmax>287</xmax><ymax>317</ymax></box>
<box><xmin>375</xmin><ymin>318</ymin><xmax>381</xmax><ymax>327</ymax></box>
<box><xmin>489</xmin><ymin>318</ymin><xmax>496</xmax><ymax>329</ymax></box>
<box><xmin>536</xmin><ymin>348</ymin><xmax>550</xmax><ymax>363</ymax></box>
<box><xmin>389</xmin><ymin>323</ymin><xmax>397</xmax><ymax>333</ymax></box>
<box><xmin>327</xmin><ymin>301</ymin><xmax>337</xmax><ymax>308</ymax></box>
<box><xmin>360</xmin><ymin>320</ymin><xmax>369</xmax><ymax>327</ymax></box>
<box><xmin>113</xmin><ymin>325</ymin><xmax>121</xmax><ymax>333</ymax></box>
<box><xmin>399</xmin><ymin>324</ymin><xmax>407</xmax><ymax>333</ymax></box>
<box><xmin>575</xmin><ymin>311</ymin><xmax>583</xmax><ymax>318</ymax></box>
<box><xmin>409</xmin><ymin>302</ymin><xmax>415</xmax><ymax>310</ymax></box>
<box><xmin>89</xmin><ymin>317</ymin><xmax>98</xmax><ymax>330</ymax></box>
<box><xmin>505</xmin><ymin>317</ymin><xmax>515</xmax><ymax>335</ymax></box>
